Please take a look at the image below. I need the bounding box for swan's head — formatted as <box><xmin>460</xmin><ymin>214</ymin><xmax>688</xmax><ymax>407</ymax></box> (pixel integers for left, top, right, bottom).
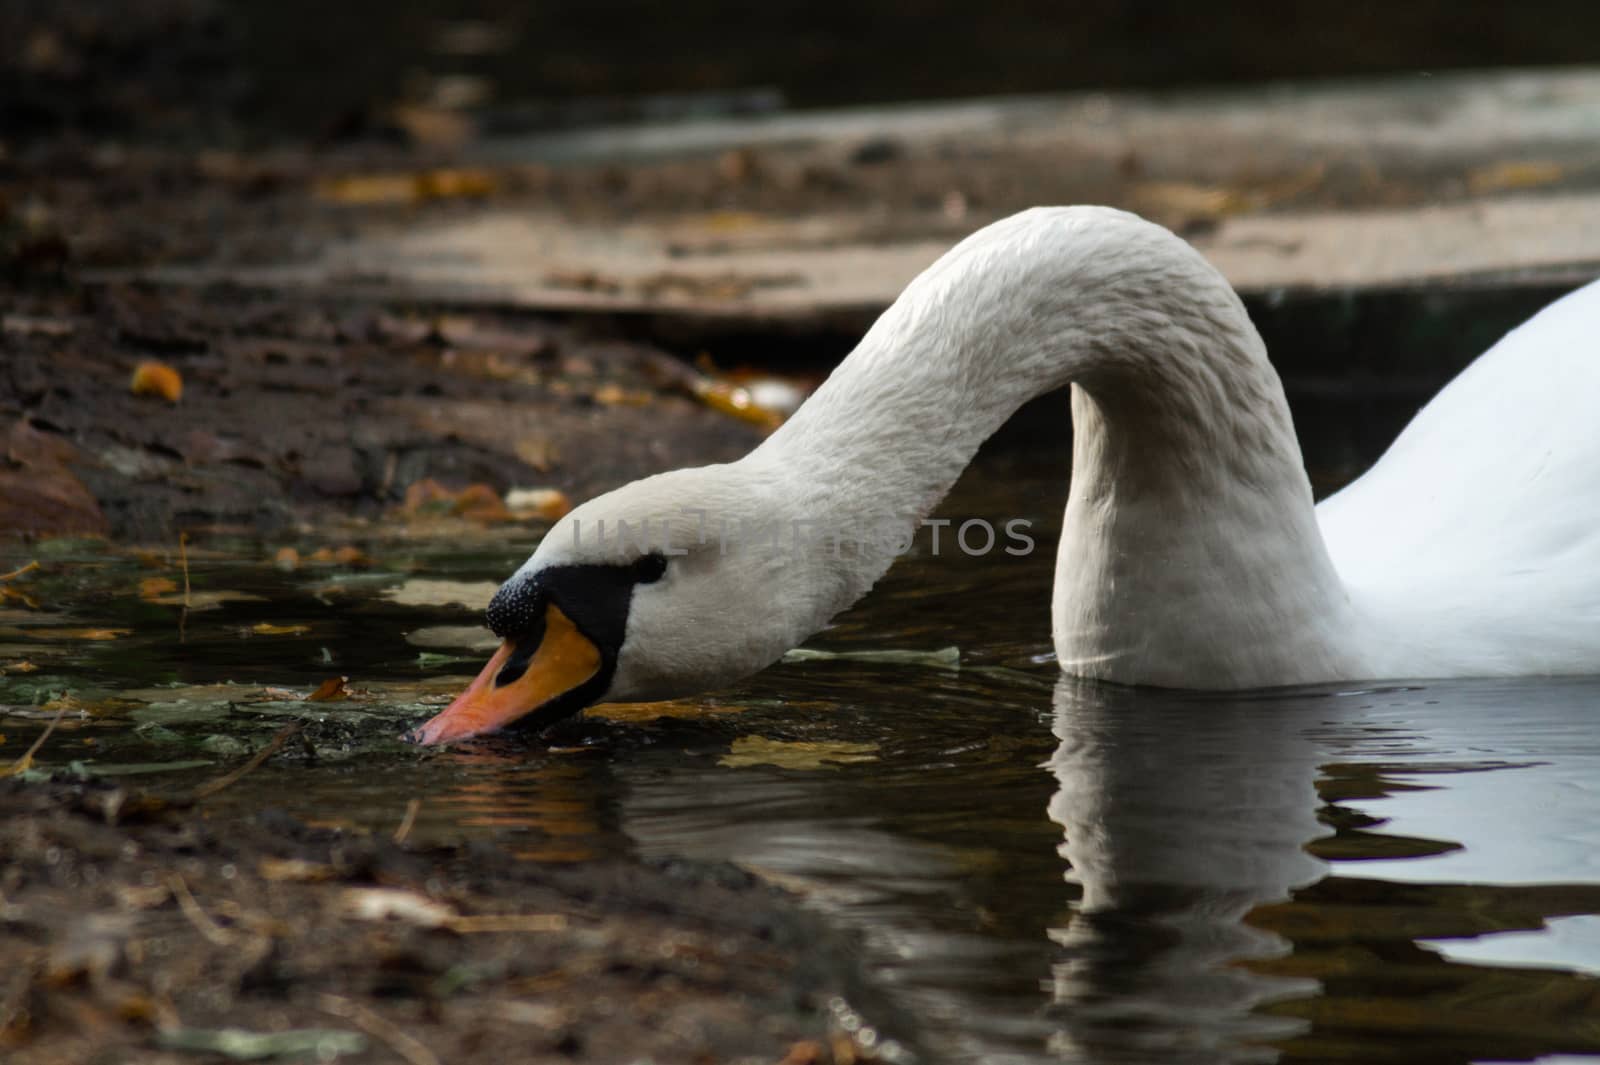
<box><xmin>406</xmin><ymin>461</ymin><xmax>822</xmax><ymax>745</ymax></box>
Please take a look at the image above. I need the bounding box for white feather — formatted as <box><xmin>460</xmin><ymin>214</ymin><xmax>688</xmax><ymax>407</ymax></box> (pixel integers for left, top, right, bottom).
<box><xmin>522</xmin><ymin>206</ymin><xmax>1600</xmax><ymax>697</ymax></box>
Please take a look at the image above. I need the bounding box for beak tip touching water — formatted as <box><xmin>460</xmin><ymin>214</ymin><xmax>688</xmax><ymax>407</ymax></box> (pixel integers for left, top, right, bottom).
<box><xmin>404</xmin><ymin>606</ymin><xmax>604</xmax><ymax>746</ymax></box>
<box><xmin>401</xmin><ymin>708</ymin><xmax>477</xmax><ymax>747</ymax></box>
<box><xmin>400</xmin><ymin>721</ymin><xmax>445</xmax><ymax>746</ymax></box>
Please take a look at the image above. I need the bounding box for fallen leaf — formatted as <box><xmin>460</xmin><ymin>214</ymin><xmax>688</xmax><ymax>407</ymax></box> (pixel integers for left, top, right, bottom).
<box><xmin>382</xmin><ymin>579</ymin><xmax>497</xmax><ymax>610</ymax></box>
<box><xmin>718</xmin><ymin>736</ymin><xmax>878</xmax><ymax>770</ymax></box>
<box><xmin>113</xmin><ymin>992</ymin><xmax>168</xmax><ymax>1026</ymax></box>
<box><xmin>1129</xmin><ymin>181</ymin><xmax>1243</xmax><ymax>222</ymax></box>
<box><xmin>315</xmin><ymin>168</ymin><xmax>498</xmax><ymax>206</ymax></box>
<box><xmin>259</xmin><ymin>857</ymin><xmax>339</xmax><ymax>882</ymax></box>
<box><xmin>273</xmin><ymin>546</ymin><xmax>300</xmax><ymax>570</ymax></box>
<box><xmin>340</xmin><ymin>887</ymin><xmax>457</xmax><ymax>927</ymax></box>
<box><xmin>306</xmin><ymin>546</ymin><xmax>372</xmax><ymax>566</ymax></box>
<box><xmin>139</xmin><ymin>576</ymin><xmax>178</xmax><ymax>599</ymax></box>
<box><xmin>451</xmin><ymin>483</ymin><xmax>512</xmax><ymax>523</ymax></box>
<box><xmin>399</xmin><ymin>478</ymin><xmax>511</xmax><ymax>522</ymax></box>
<box><xmin>339</xmin><ymin>887</ymin><xmax>565</xmax><ymax>933</ymax></box>
<box><xmin>1467</xmin><ymin>159</ymin><xmax>1565</xmax><ymax>195</ymax></box>
<box><xmin>2</xmin><ymin>626</ymin><xmax>131</xmax><ymax>641</ymax></box>
<box><xmin>780</xmin><ymin>1041</ymin><xmax>826</xmax><ymax>1065</ymax></box>
<box><xmin>148</xmin><ymin>590</ymin><xmax>267</xmax><ymax>611</ymax></box>
<box><xmin>248</xmin><ymin>622</ymin><xmax>311</xmax><ymax>636</ymax></box>
<box><xmin>513</xmin><ymin>436</ymin><xmax>557</xmax><ymax>471</ymax></box>
<box><xmin>593</xmin><ymin>383</ymin><xmax>653</xmax><ymax>407</ymax></box>
<box><xmin>700</xmin><ymin>209</ymin><xmax>766</xmax><ymax>231</ymax></box>
<box><xmin>307</xmin><ymin>676</ymin><xmax>349</xmax><ymax>702</ymax></box>
<box><xmin>693</xmin><ymin>379</ymin><xmax>784</xmax><ymax>429</ymax></box>
<box><xmin>315</xmin><ymin>173</ymin><xmax>416</xmax><ymax>205</ymax></box>
<box><xmin>130</xmin><ymin>360</ymin><xmax>183</xmax><ymax>402</ymax></box>
<box><xmin>415</xmin><ymin>651</ymin><xmax>479</xmax><ymax>667</ymax></box>
<box><xmin>0</xmin><ymin>585</ymin><xmax>40</xmax><ymax>609</ymax></box>
<box><xmin>589</xmin><ymin>700</ymin><xmax>745</xmax><ymax>723</ymax></box>
<box><xmin>0</xmin><ymin>660</ymin><xmax>34</xmax><ymax>673</ymax></box>
<box><xmin>42</xmin><ymin>693</ymin><xmax>139</xmax><ymax>717</ymax></box>
<box><xmin>504</xmin><ymin>487</ymin><xmax>571</xmax><ymax>521</ymax></box>
<box><xmin>419</xmin><ymin>168</ymin><xmax>497</xmax><ymax>199</ymax></box>
<box><xmin>157</xmin><ymin>1026</ymin><xmax>367</xmax><ymax>1061</ymax></box>
<box><xmin>543</xmin><ymin>268</ymin><xmax>623</xmax><ymax>294</ymax></box>
<box><xmin>401</xmin><ymin>478</ymin><xmax>456</xmax><ymax>514</ymax></box>
<box><xmin>198</xmin><ymin>734</ymin><xmax>250</xmax><ymax>756</ymax></box>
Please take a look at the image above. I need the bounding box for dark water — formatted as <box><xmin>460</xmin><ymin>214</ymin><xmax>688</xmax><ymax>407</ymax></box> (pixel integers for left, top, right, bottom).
<box><xmin>5</xmin><ymin>458</ymin><xmax>1600</xmax><ymax>1064</ymax></box>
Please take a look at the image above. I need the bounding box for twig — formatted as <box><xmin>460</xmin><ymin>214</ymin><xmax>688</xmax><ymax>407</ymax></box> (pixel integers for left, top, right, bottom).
<box><xmin>0</xmin><ymin>561</ymin><xmax>40</xmax><ymax>583</ymax></box>
<box><xmin>167</xmin><ymin>873</ymin><xmax>236</xmax><ymax>947</ymax></box>
<box><xmin>317</xmin><ymin>993</ymin><xmax>440</xmax><ymax>1065</ymax></box>
<box><xmin>4</xmin><ymin>703</ymin><xmax>67</xmax><ymax>776</ymax></box>
<box><xmin>178</xmin><ymin>532</ymin><xmax>191</xmax><ymax>607</ymax></box>
<box><xmin>190</xmin><ymin>722</ymin><xmax>302</xmax><ymax>801</ymax></box>
<box><xmin>392</xmin><ymin>798</ymin><xmax>421</xmax><ymax>844</ymax></box>
<box><xmin>379</xmin><ymin>451</ymin><xmax>398</xmax><ymax>498</ymax></box>
<box><xmin>178</xmin><ymin>532</ymin><xmax>191</xmax><ymax>642</ymax></box>
<box><xmin>446</xmin><ymin>914</ymin><xmax>567</xmax><ymax>934</ymax></box>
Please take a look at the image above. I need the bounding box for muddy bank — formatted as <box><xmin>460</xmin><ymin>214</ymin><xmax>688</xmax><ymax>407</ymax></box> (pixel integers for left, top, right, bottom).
<box><xmin>0</xmin><ymin>775</ymin><xmax>901</xmax><ymax>1064</ymax></box>
<box><xmin>1</xmin><ymin>283</ymin><xmax>768</xmax><ymax>542</ymax></box>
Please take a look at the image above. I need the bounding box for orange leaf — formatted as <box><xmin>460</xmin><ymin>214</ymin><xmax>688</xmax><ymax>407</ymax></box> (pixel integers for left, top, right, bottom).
<box><xmin>20</xmin><ymin>627</ymin><xmax>131</xmax><ymax>641</ymax></box>
<box><xmin>451</xmin><ymin>483</ymin><xmax>512</xmax><ymax>523</ymax></box>
<box><xmin>504</xmin><ymin>487</ymin><xmax>572</xmax><ymax>521</ymax></box>
<box><xmin>694</xmin><ymin>380</ymin><xmax>784</xmax><ymax>430</ymax></box>
<box><xmin>139</xmin><ymin>576</ymin><xmax>178</xmax><ymax>599</ymax></box>
<box><xmin>250</xmin><ymin>622</ymin><xmax>310</xmax><ymax>636</ymax></box>
<box><xmin>307</xmin><ymin>676</ymin><xmax>349</xmax><ymax>702</ymax></box>
<box><xmin>315</xmin><ymin>168</ymin><xmax>498</xmax><ymax>206</ymax></box>
<box><xmin>401</xmin><ymin>478</ymin><xmax>456</xmax><ymax>514</ymax></box>
<box><xmin>130</xmin><ymin>361</ymin><xmax>183</xmax><ymax>402</ymax></box>
<box><xmin>0</xmin><ymin>586</ymin><xmax>40</xmax><ymax>609</ymax></box>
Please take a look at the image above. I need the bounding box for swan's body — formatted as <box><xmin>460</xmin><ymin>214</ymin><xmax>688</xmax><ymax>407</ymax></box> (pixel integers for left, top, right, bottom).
<box><xmin>1318</xmin><ymin>280</ymin><xmax>1600</xmax><ymax>677</ymax></box>
<box><xmin>412</xmin><ymin>206</ymin><xmax>1600</xmax><ymax>743</ymax></box>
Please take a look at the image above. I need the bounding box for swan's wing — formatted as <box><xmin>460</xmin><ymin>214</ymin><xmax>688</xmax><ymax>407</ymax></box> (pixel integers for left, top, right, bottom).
<box><xmin>1315</xmin><ymin>278</ymin><xmax>1600</xmax><ymax>669</ymax></box>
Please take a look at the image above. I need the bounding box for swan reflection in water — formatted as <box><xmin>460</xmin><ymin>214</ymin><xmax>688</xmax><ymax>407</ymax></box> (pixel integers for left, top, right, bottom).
<box><xmin>1044</xmin><ymin>678</ymin><xmax>1331</xmax><ymax>1063</ymax></box>
<box><xmin>504</xmin><ymin>670</ymin><xmax>1600</xmax><ymax>1063</ymax></box>
<box><xmin>611</xmin><ymin>673</ymin><xmax>1349</xmax><ymax>1062</ymax></box>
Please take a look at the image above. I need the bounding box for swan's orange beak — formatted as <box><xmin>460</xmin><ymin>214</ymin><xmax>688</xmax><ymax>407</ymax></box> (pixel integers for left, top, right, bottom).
<box><xmin>406</xmin><ymin>603</ymin><xmax>601</xmax><ymax>745</ymax></box>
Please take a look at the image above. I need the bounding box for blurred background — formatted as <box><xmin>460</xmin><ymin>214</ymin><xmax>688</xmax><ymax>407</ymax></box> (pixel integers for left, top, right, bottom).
<box><xmin>4</xmin><ymin>0</ymin><xmax>1600</xmax><ymax>539</ymax></box>
<box><xmin>7</xmin><ymin>0</ymin><xmax>1600</xmax><ymax>145</ymax></box>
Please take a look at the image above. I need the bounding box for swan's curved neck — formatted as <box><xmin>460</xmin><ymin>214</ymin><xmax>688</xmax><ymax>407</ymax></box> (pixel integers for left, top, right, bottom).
<box><xmin>754</xmin><ymin>207</ymin><xmax>1360</xmax><ymax>686</ymax></box>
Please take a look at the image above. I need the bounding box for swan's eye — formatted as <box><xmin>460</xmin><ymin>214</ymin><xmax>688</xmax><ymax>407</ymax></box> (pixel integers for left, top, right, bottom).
<box><xmin>634</xmin><ymin>552</ymin><xmax>668</xmax><ymax>584</ymax></box>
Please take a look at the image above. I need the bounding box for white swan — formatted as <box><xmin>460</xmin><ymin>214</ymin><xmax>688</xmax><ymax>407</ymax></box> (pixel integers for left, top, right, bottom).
<box><xmin>409</xmin><ymin>206</ymin><xmax>1600</xmax><ymax>744</ymax></box>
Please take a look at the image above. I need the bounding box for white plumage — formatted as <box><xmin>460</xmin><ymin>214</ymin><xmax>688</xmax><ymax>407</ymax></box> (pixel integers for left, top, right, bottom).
<box><xmin>523</xmin><ymin>206</ymin><xmax>1600</xmax><ymax>698</ymax></box>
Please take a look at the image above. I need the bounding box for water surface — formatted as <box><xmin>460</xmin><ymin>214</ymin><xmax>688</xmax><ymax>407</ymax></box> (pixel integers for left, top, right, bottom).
<box><xmin>5</xmin><ymin>463</ymin><xmax>1600</xmax><ymax>1065</ymax></box>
